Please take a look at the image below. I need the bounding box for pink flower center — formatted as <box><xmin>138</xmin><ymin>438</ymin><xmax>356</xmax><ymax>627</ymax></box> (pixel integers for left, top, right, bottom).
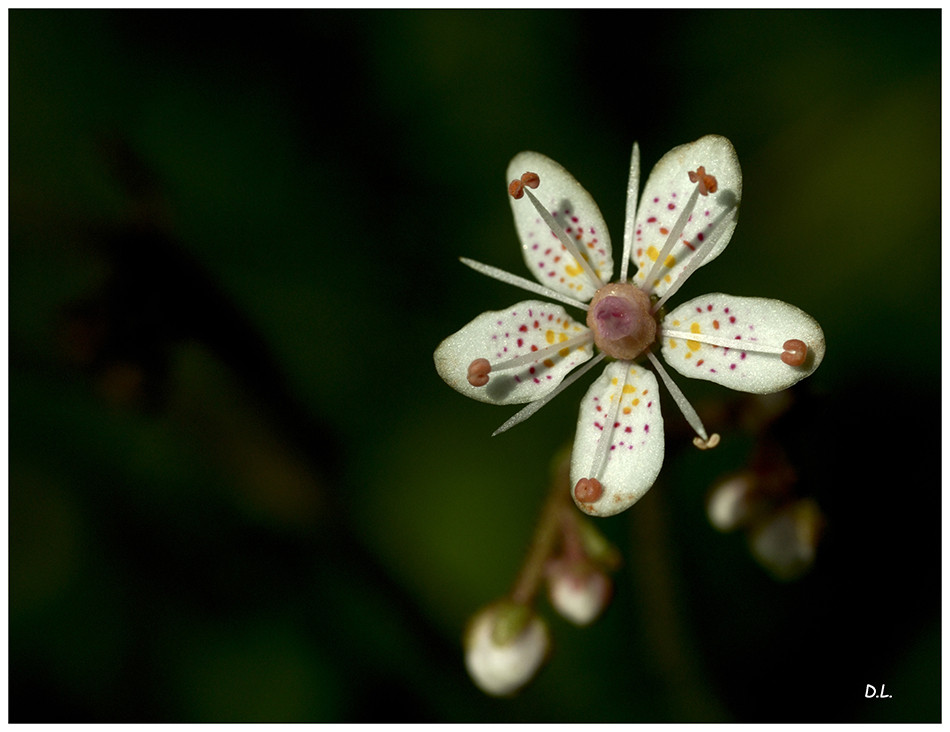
<box><xmin>586</xmin><ymin>282</ymin><xmax>657</xmax><ymax>360</ymax></box>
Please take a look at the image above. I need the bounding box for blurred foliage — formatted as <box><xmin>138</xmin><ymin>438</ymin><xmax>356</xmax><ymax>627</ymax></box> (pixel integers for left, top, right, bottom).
<box><xmin>9</xmin><ymin>9</ymin><xmax>940</xmax><ymax>722</ymax></box>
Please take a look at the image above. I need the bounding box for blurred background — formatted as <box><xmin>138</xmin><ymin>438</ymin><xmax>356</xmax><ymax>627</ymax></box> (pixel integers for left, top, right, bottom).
<box><xmin>9</xmin><ymin>9</ymin><xmax>940</xmax><ymax>722</ymax></box>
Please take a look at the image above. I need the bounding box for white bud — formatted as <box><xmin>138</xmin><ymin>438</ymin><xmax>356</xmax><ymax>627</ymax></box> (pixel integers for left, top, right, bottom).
<box><xmin>547</xmin><ymin>562</ymin><xmax>612</xmax><ymax>626</ymax></box>
<box><xmin>707</xmin><ymin>472</ymin><xmax>757</xmax><ymax>531</ymax></box>
<box><xmin>464</xmin><ymin>603</ymin><xmax>549</xmax><ymax>696</ymax></box>
<box><xmin>749</xmin><ymin>498</ymin><xmax>824</xmax><ymax>581</ymax></box>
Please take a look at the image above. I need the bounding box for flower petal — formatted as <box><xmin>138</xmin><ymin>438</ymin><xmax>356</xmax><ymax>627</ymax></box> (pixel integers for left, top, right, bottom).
<box><xmin>632</xmin><ymin>135</ymin><xmax>741</xmax><ymax>296</ymax></box>
<box><xmin>434</xmin><ymin>300</ymin><xmax>594</xmax><ymax>405</ymax></box>
<box><xmin>570</xmin><ymin>361</ymin><xmax>664</xmax><ymax>517</ymax></box>
<box><xmin>508</xmin><ymin>151</ymin><xmax>613</xmax><ymax>301</ymax></box>
<box><xmin>660</xmin><ymin>293</ymin><xmax>825</xmax><ymax>393</ymax></box>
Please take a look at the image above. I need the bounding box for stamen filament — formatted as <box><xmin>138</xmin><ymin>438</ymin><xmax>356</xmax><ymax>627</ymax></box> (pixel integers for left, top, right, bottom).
<box><xmin>493</xmin><ymin>352</ymin><xmax>607</xmax><ymax>436</ymax></box>
<box><xmin>660</xmin><ymin>329</ymin><xmax>785</xmax><ymax>354</ymax></box>
<box><xmin>460</xmin><ymin>258</ymin><xmax>589</xmax><ymax>311</ymax></box>
<box><xmin>587</xmin><ymin>364</ymin><xmax>627</xmax><ymax>482</ymax></box>
<box><xmin>652</xmin><ymin>204</ymin><xmax>736</xmax><ymax>313</ymax></box>
<box><xmin>489</xmin><ymin>331</ymin><xmax>595</xmax><ymax>373</ymax></box>
<box><xmin>646</xmin><ymin>350</ymin><xmax>712</xmax><ymax>443</ymax></box>
<box><xmin>641</xmin><ymin>184</ymin><xmax>701</xmax><ymax>296</ymax></box>
<box><xmin>522</xmin><ymin>187</ymin><xmax>605</xmax><ymax>290</ymax></box>
<box><xmin>619</xmin><ymin>143</ymin><xmax>640</xmax><ymax>283</ymax></box>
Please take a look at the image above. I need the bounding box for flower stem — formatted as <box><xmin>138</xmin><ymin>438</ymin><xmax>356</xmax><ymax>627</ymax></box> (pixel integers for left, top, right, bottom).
<box><xmin>509</xmin><ymin>447</ymin><xmax>573</xmax><ymax>605</ymax></box>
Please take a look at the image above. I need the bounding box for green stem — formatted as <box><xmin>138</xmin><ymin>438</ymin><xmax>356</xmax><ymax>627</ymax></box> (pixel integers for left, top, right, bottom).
<box><xmin>509</xmin><ymin>448</ymin><xmax>573</xmax><ymax>605</ymax></box>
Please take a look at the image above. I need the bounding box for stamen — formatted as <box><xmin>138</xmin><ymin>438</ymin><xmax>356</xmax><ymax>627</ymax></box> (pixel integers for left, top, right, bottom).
<box><xmin>508</xmin><ymin>179</ymin><xmax>525</xmax><ymax>199</ymax></box>
<box><xmin>574</xmin><ymin>477</ymin><xmax>603</xmax><ymax>504</ymax></box>
<box><xmin>640</xmin><ymin>176</ymin><xmax>703</xmax><ymax>295</ymax></box>
<box><xmin>587</xmin><ymin>362</ymin><xmax>626</xmax><ymax>480</ymax></box>
<box><xmin>459</xmin><ymin>258</ymin><xmax>589</xmax><ymax>311</ymax></box>
<box><xmin>781</xmin><ymin>339</ymin><xmax>808</xmax><ymax>366</ymax></box>
<box><xmin>487</xmin><ymin>330</ymin><xmax>594</xmax><ymax>375</ymax></box>
<box><xmin>651</xmin><ymin>223</ymin><xmax>726</xmax><ymax>313</ymax></box>
<box><xmin>619</xmin><ymin>143</ymin><xmax>640</xmax><ymax>283</ymax></box>
<box><xmin>660</xmin><ymin>329</ymin><xmax>785</xmax><ymax>355</ymax></box>
<box><xmin>520</xmin><ymin>171</ymin><xmax>540</xmax><ymax>189</ymax></box>
<box><xmin>688</xmin><ymin>167</ymin><xmax>718</xmax><ymax>196</ymax></box>
<box><xmin>492</xmin><ymin>352</ymin><xmax>606</xmax><ymax>436</ymax></box>
<box><xmin>467</xmin><ymin>358</ymin><xmax>492</xmax><ymax>387</ymax></box>
<box><xmin>693</xmin><ymin>433</ymin><xmax>721</xmax><ymax>450</ymax></box>
<box><xmin>520</xmin><ymin>182</ymin><xmax>605</xmax><ymax>290</ymax></box>
<box><xmin>646</xmin><ymin>350</ymin><xmax>717</xmax><ymax>447</ymax></box>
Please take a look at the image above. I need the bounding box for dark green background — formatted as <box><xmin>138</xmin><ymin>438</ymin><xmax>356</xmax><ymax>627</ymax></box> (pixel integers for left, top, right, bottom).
<box><xmin>10</xmin><ymin>9</ymin><xmax>940</xmax><ymax>722</ymax></box>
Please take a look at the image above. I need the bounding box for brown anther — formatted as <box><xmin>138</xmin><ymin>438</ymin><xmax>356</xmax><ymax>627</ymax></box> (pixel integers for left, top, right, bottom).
<box><xmin>574</xmin><ymin>477</ymin><xmax>603</xmax><ymax>503</ymax></box>
<box><xmin>520</xmin><ymin>171</ymin><xmax>540</xmax><ymax>189</ymax></box>
<box><xmin>781</xmin><ymin>339</ymin><xmax>808</xmax><ymax>367</ymax></box>
<box><xmin>508</xmin><ymin>179</ymin><xmax>525</xmax><ymax>199</ymax></box>
<box><xmin>467</xmin><ymin>358</ymin><xmax>492</xmax><ymax>387</ymax></box>
<box><xmin>693</xmin><ymin>433</ymin><xmax>721</xmax><ymax>450</ymax></box>
<box><xmin>688</xmin><ymin>166</ymin><xmax>718</xmax><ymax>196</ymax></box>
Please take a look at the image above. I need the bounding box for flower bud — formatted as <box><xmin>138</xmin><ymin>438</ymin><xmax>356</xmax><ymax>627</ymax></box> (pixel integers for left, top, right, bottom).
<box><xmin>748</xmin><ymin>498</ymin><xmax>824</xmax><ymax>581</ymax></box>
<box><xmin>464</xmin><ymin>602</ymin><xmax>550</xmax><ymax>696</ymax></box>
<box><xmin>706</xmin><ymin>471</ymin><xmax>759</xmax><ymax>531</ymax></box>
<box><xmin>546</xmin><ymin>560</ymin><xmax>612</xmax><ymax>626</ymax></box>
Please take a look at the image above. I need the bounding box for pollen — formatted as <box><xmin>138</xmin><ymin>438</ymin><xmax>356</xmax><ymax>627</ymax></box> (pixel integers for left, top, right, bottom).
<box><xmin>508</xmin><ymin>179</ymin><xmax>525</xmax><ymax>199</ymax></box>
<box><xmin>574</xmin><ymin>477</ymin><xmax>603</xmax><ymax>503</ymax></box>
<box><xmin>688</xmin><ymin>166</ymin><xmax>718</xmax><ymax>196</ymax></box>
<box><xmin>781</xmin><ymin>339</ymin><xmax>808</xmax><ymax>367</ymax></box>
<box><xmin>467</xmin><ymin>358</ymin><xmax>492</xmax><ymax>387</ymax></box>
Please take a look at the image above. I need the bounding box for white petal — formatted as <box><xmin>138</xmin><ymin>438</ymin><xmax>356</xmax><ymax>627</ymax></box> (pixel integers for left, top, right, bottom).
<box><xmin>632</xmin><ymin>135</ymin><xmax>741</xmax><ymax>296</ymax></box>
<box><xmin>434</xmin><ymin>300</ymin><xmax>593</xmax><ymax>405</ymax></box>
<box><xmin>661</xmin><ymin>294</ymin><xmax>825</xmax><ymax>394</ymax></box>
<box><xmin>570</xmin><ymin>361</ymin><xmax>664</xmax><ymax>517</ymax></box>
<box><xmin>508</xmin><ymin>151</ymin><xmax>613</xmax><ymax>300</ymax></box>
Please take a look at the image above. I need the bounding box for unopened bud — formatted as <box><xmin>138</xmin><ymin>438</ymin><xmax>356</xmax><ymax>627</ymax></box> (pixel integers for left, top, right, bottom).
<box><xmin>546</xmin><ymin>560</ymin><xmax>612</xmax><ymax>626</ymax></box>
<box><xmin>707</xmin><ymin>471</ymin><xmax>758</xmax><ymax>531</ymax></box>
<box><xmin>748</xmin><ymin>498</ymin><xmax>825</xmax><ymax>581</ymax></box>
<box><xmin>464</xmin><ymin>602</ymin><xmax>550</xmax><ymax>696</ymax></box>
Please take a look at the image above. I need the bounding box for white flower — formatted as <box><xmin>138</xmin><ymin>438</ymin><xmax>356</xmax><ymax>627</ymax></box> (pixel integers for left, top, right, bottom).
<box><xmin>464</xmin><ymin>603</ymin><xmax>550</xmax><ymax>697</ymax></box>
<box><xmin>435</xmin><ymin>136</ymin><xmax>825</xmax><ymax>517</ymax></box>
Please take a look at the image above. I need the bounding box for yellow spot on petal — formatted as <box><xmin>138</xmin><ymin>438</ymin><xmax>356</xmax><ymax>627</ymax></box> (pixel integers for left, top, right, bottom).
<box><xmin>632</xmin><ymin>398</ymin><xmax>640</xmax><ymax>406</ymax></box>
<box><xmin>669</xmin><ymin>338</ymin><xmax>677</xmax><ymax>349</ymax></box>
<box><xmin>545</xmin><ymin>329</ymin><xmax>555</xmax><ymax>344</ymax></box>
<box><xmin>611</xmin><ymin>377</ymin><xmax>618</xmax><ymax>385</ymax></box>
<box><xmin>685</xmin><ymin>351</ymin><xmax>693</xmax><ymax>359</ymax></box>
<box><xmin>558</xmin><ymin>333</ymin><xmax>569</xmax><ymax>343</ymax></box>
<box><xmin>558</xmin><ymin>347</ymin><xmax>570</xmax><ymax>357</ymax></box>
<box><xmin>543</xmin><ymin>358</ymin><xmax>555</xmax><ymax>368</ymax></box>
<box><xmin>565</xmin><ymin>264</ymin><xmax>583</xmax><ymax>277</ymax></box>
<box><xmin>687</xmin><ymin>321</ymin><xmax>702</xmax><ymax>351</ymax></box>
<box><xmin>664</xmin><ymin>274</ymin><xmax>671</xmax><ymax>283</ymax></box>
<box><xmin>622</xmin><ymin>385</ymin><xmax>636</xmax><ymax>394</ymax></box>
<box><xmin>647</xmin><ymin>246</ymin><xmax>659</xmax><ymax>262</ymax></box>
<box><xmin>623</xmin><ymin>407</ymin><xmax>631</xmax><ymax>415</ymax></box>
<box><xmin>672</xmin><ymin>320</ymin><xmax>680</xmax><ymax>326</ymax></box>
<box><xmin>664</xmin><ymin>254</ymin><xmax>676</xmax><ymax>267</ymax></box>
